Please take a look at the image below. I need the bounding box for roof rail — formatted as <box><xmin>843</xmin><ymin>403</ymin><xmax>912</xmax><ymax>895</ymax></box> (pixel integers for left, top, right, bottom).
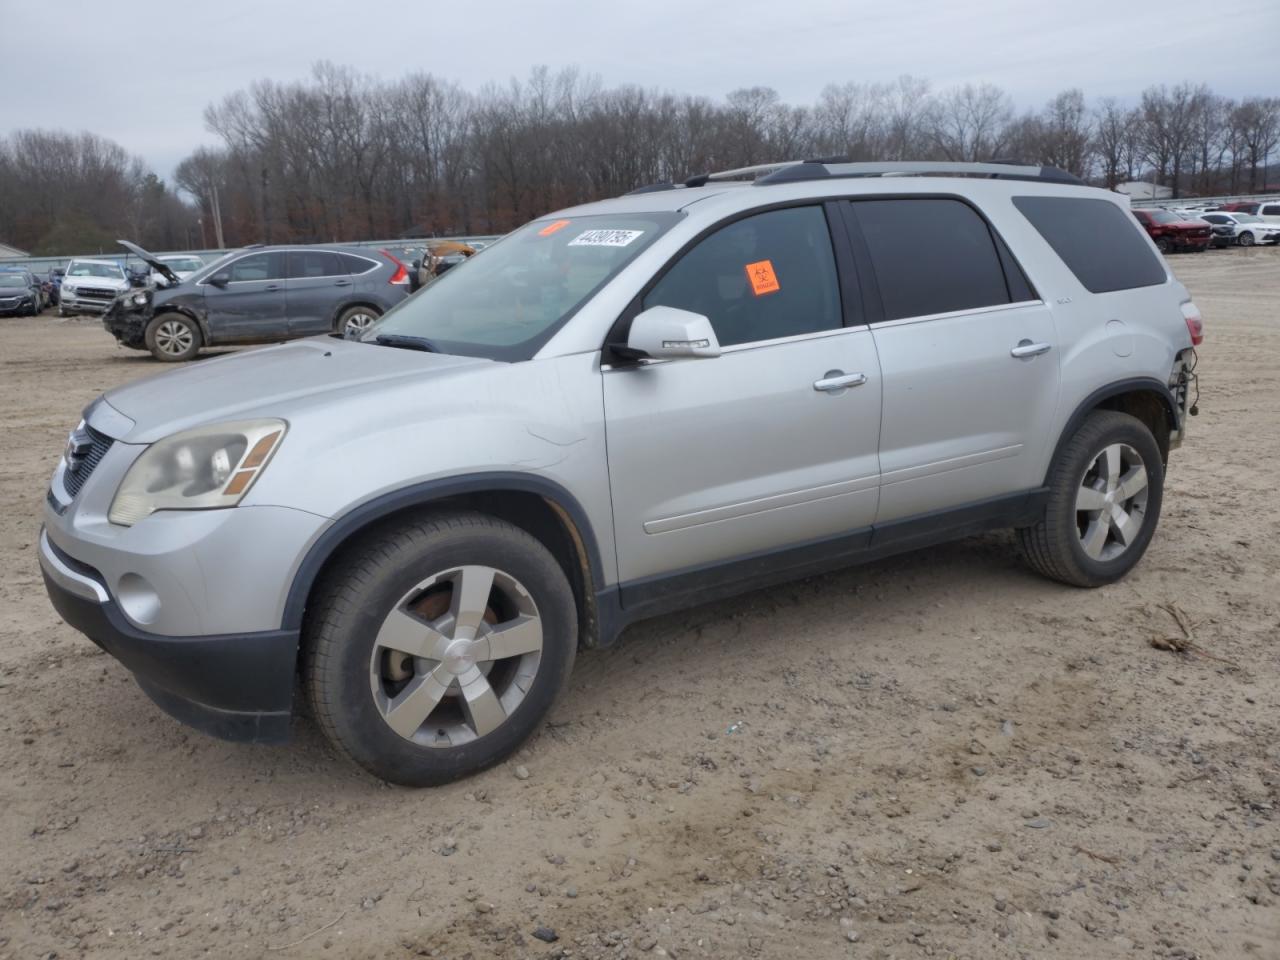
<box><xmin>753</xmin><ymin>159</ymin><xmax>1084</xmax><ymax>186</ymax></box>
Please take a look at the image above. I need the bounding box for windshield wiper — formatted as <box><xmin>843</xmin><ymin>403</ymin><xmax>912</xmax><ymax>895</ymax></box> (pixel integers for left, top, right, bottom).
<box><xmin>373</xmin><ymin>333</ymin><xmax>439</xmax><ymax>353</ymax></box>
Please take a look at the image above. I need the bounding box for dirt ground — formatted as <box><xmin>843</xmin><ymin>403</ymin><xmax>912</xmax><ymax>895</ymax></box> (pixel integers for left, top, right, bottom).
<box><xmin>1</xmin><ymin>248</ymin><xmax>1278</xmax><ymax>960</ymax></box>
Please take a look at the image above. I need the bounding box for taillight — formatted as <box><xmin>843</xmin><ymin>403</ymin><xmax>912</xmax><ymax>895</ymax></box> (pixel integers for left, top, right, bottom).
<box><xmin>380</xmin><ymin>249</ymin><xmax>409</xmax><ymax>285</ymax></box>
<box><xmin>1180</xmin><ymin>302</ymin><xmax>1204</xmax><ymax>346</ymax></box>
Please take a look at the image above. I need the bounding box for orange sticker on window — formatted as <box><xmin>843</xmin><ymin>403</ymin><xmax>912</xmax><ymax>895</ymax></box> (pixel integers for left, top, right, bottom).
<box><xmin>745</xmin><ymin>259</ymin><xmax>780</xmax><ymax>296</ymax></box>
<box><xmin>539</xmin><ymin>219</ymin><xmax>571</xmax><ymax>237</ymax></box>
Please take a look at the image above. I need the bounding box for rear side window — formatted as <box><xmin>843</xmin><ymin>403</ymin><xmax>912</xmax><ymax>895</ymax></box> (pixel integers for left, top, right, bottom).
<box><xmin>340</xmin><ymin>253</ymin><xmax>377</xmax><ymax>274</ymax></box>
<box><xmin>644</xmin><ymin>205</ymin><xmax>843</xmax><ymax>347</ymax></box>
<box><xmin>850</xmin><ymin>198</ymin><xmax>1017</xmax><ymax>321</ymax></box>
<box><xmin>1014</xmin><ymin>197</ymin><xmax>1165</xmax><ymax>294</ymax></box>
<box><xmin>286</xmin><ymin>250</ymin><xmax>342</xmax><ymax>279</ymax></box>
<box><xmin>1263</xmin><ymin>205</ymin><xmax>1280</xmax><ymax>216</ymax></box>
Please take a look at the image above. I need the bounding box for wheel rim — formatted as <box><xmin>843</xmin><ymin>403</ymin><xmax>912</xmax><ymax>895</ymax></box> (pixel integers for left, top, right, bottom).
<box><xmin>343</xmin><ymin>312</ymin><xmax>376</xmax><ymax>337</ymax></box>
<box><xmin>1239</xmin><ymin>233</ymin><xmax>1253</xmax><ymax>246</ymax></box>
<box><xmin>155</xmin><ymin>319</ymin><xmax>193</xmax><ymax>356</ymax></box>
<box><xmin>1075</xmin><ymin>443</ymin><xmax>1149</xmax><ymax>562</ymax></box>
<box><xmin>368</xmin><ymin>565</ymin><xmax>542</xmax><ymax>747</ymax></box>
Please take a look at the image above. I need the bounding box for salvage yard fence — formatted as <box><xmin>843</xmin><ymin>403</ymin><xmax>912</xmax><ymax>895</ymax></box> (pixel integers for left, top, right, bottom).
<box><xmin>0</xmin><ymin>237</ymin><xmax>503</xmax><ymax>275</ymax></box>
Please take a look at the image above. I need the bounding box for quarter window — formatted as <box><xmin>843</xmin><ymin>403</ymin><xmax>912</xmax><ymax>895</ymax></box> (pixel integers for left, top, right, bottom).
<box><xmin>1014</xmin><ymin>197</ymin><xmax>1166</xmax><ymax>294</ymax></box>
<box><xmin>286</xmin><ymin>250</ymin><xmax>342</xmax><ymax>279</ymax></box>
<box><xmin>339</xmin><ymin>253</ymin><xmax>377</xmax><ymax>274</ymax></box>
<box><xmin>228</xmin><ymin>252</ymin><xmax>286</xmax><ymax>282</ymax></box>
<box><xmin>643</xmin><ymin>205</ymin><xmax>843</xmax><ymax>347</ymax></box>
<box><xmin>850</xmin><ymin>198</ymin><xmax>1017</xmax><ymax>321</ymax></box>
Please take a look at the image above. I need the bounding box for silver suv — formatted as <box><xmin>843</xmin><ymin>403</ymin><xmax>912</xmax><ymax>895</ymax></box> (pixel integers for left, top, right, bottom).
<box><xmin>39</xmin><ymin>161</ymin><xmax>1202</xmax><ymax>785</ymax></box>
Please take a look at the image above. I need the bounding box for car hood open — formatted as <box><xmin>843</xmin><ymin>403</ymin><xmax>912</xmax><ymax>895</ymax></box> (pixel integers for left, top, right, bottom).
<box><xmin>118</xmin><ymin>239</ymin><xmax>180</xmax><ymax>286</ymax></box>
<box><xmin>98</xmin><ymin>337</ymin><xmax>491</xmax><ymax>443</ymax></box>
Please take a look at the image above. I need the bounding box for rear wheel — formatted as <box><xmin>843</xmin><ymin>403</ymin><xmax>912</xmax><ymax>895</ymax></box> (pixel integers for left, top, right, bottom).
<box><xmin>303</xmin><ymin>511</ymin><xmax>577</xmax><ymax>786</ymax></box>
<box><xmin>1018</xmin><ymin>411</ymin><xmax>1163</xmax><ymax>587</ymax></box>
<box><xmin>145</xmin><ymin>313</ymin><xmax>202</xmax><ymax>362</ymax></box>
<box><xmin>337</xmin><ymin>305</ymin><xmax>380</xmax><ymax>339</ymax></box>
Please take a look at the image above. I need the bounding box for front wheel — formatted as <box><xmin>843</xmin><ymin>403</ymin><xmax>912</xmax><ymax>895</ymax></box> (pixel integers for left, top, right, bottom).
<box><xmin>1238</xmin><ymin>232</ymin><xmax>1255</xmax><ymax>247</ymax></box>
<box><xmin>303</xmin><ymin>511</ymin><xmax>578</xmax><ymax>786</ymax></box>
<box><xmin>145</xmin><ymin>313</ymin><xmax>202</xmax><ymax>361</ymax></box>
<box><xmin>1156</xmin><ymin>237</ymin><xmax>1172</xmax><ymax>253</ymax></box>
<box><xmin>1018</xmin><ymin>411</ymin><xmax>1164</xmax><ymax>588</ymax></box>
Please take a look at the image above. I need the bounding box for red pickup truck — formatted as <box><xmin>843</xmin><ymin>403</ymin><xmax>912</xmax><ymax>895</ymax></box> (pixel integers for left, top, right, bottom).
<box><xmin>1130</xmin><ymin>210</ymin><xmax>1211</xmax><ymax>253</ymax></box>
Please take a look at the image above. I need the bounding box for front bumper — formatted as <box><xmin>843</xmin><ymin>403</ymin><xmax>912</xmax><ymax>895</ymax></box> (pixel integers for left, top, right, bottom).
<box><xmin>61</xmin><ymin>294</ymin><xmax>114</xmax><ymax>314</ymax></box>
<box><xmin>39</xmin><ymin>529</ymin><xmax>298</xmax><ymax>743</ymax></box>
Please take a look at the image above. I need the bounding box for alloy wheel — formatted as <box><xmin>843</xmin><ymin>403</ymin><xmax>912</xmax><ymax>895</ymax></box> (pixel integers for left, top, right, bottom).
<box><xmin>343</xmin><ymin>312</ymin><xmax>377</xmax><ymax>337</ymax></box>
<box><xmin>1075</xmin><ymin>443</ymin><xmax>1149</xmax><ymax>562</ymax></box>
<box><xmin>368</xmin><ymin>565</ymin><xmax>543</xmax><ymax>747</ymax></box>
<box><xmin>155</xmin><ymin>319</ymin><xmax>194</xmax><ymax>356</ymax></box>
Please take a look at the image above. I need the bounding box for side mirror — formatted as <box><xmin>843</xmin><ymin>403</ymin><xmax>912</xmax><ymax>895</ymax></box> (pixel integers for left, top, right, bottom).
<box><xmin>624</xmin><ymin>305</ymin><xmax>721</xmax><ymax>361</ymax></box>
<box><xmin>208</xmin><ymin>271</ymin><xmax>230</xmax><ymax>288</ymax></box>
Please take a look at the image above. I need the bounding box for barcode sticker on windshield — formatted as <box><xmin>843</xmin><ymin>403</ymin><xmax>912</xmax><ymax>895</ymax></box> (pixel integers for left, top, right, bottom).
<box><xmin>568</xmin><ymin>229</ymin><xmax>644</xmax><ymax>248</ymax></box>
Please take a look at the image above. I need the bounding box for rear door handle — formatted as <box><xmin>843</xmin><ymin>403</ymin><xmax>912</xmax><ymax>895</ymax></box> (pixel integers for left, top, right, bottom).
<box><xmin>813</xmin><ymin>371</ymin><xmax>867</xmax><ymax>393</ymax></box>
<box><xmin>1010</xmin><ymin>340</ymin><xmax>1052</xmax><ymax>358</ymax></box>
<box><xmin>264</xmin><ymin>284</ymin><xmax>282</xmax><ymax>292</ymax></box>
<box><xmin>333</xmin><ymin>279</ymin><xmax>352</xmax><ymax>287</ymax></box>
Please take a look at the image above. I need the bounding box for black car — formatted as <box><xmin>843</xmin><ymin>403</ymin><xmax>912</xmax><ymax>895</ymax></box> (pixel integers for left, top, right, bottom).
<box><xmin>104</xmin><ymin>241</ymin><xmax>412</xmax><ymax>361</ymax></box>
<box><xmin>0</xmin><ymin>269</ymin><xmax>43</xmax><ymax>316</ymax></box>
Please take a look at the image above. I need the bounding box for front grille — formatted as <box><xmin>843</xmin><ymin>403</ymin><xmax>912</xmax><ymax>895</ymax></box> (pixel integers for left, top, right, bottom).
<box><xmin>78</xmin><ymin>287</ymin><xmax>117</xmax><ymax>301</ymax></box>
<box><xmin>0</xmin><ymin>297</ymin><xmax>19</xmax><ymax>308</ymax></box>
<box><xmin>61</xmin><ymin>425</ymin><xmax>113</xmax><ymax>499</ymax></box>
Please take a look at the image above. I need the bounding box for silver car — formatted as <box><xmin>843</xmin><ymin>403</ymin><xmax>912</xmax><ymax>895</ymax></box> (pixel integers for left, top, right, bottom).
<box><xmin>40</xmin><ymin>160</ymin><xmax>1202</xmax><ymax>785</ymax></box>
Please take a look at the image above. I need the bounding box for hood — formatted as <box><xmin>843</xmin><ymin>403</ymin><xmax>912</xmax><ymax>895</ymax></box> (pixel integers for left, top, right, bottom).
<box><xmin>102</xmin><ymin>337</ymin><xmax>491</xmax><ymax>443</ymax></box>
<box><xmin>118</xmin><ymin>239</ymin><xmax>180</xmax><ymax>285</ymax></box>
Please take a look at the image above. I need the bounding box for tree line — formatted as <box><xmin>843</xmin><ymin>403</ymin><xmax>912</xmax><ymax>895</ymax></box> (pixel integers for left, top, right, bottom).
<box><xmin>2</xmin><ymin>64</ymin><xmax>1277</xmax><ymax>254</ymax></box>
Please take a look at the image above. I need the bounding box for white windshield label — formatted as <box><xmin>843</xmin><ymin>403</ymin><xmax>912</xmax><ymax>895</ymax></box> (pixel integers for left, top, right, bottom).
<box><xmin>568</xmin><ymin>229</ymin><xmax>644</xmax><ymax>247</ymax></box>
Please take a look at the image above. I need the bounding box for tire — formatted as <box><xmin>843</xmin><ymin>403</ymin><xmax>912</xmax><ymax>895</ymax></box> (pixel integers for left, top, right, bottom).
<box><xmin>336</xmin><ymin>304</ymin><xmax>380</xmax><ymax>339</ymax></box>
<box><xmin>303</xmin><ymin>510</ymin><xmax>578</xmax><ymax>786</ymax></box>
<box><xmin>1238</xmin><ymin>232</ymin><xmax>1254</xmax><ymax>247</ymax></box>
<box><xmin>1155</xmin><ymin>237</ymin><xmax>1172</xmax><ymax>254</ymax></box>
<box><xmin>144</xmin><ymin>313</ymin><xmax>202</xmax><ymax>362</ymax></box>
<box><xmin>1018</xmin><ymin>410</ymin><xmax>1164</xmax><ymax>588</ymax></box>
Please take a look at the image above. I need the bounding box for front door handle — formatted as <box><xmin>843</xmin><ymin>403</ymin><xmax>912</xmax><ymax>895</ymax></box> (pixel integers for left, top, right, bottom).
<box><xmin>1010</xmin><ymin>340</ymin><xmax>1052</xmax><ymax>358</ymax></box>
<box><xmin>333</xmin><ymin>279</ymin><xmax>352</xmax><ymax>287</ymax></box>
<box><xmin>264</xmin><ymin>284</ymin><xmax>282</xmax><ymax>292</ymax></box>
<box><xmin>813</xmin><ymin>371</ymin><xmax>867</xmax><ymax>393</ymax></box>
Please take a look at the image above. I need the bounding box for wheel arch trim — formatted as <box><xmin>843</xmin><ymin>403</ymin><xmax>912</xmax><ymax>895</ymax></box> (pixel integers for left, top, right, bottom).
<box><xmin>280</xmin><ymin>472</ymin><xmax>606</xmax><ymax>632</ymax></box>
<box><xmin>1044</xmin><ymin>377</ymin><xmax>1177</xmax><ymax>485</ymax></box>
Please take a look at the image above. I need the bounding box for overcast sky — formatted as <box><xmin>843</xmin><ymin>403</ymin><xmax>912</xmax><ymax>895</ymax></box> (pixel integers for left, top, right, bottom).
<box><xmin>3</xmin><ymin>0</ymin><xmax>1277</xmax><ymax>179</ymax></box>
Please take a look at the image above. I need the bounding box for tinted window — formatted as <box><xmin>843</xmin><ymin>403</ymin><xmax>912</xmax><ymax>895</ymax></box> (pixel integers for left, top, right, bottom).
<box><xmin>228</xmin><ymin>252</ymin><xmax>286</xmax><ymax>282</ymax></box>
<box><xmin>1014</xmin><ymin>197</ymin><xmax>1165</xmax><ymax>294</ymax></box>
<box><xmin>851</xmin><ymin>198</ymin><xmax>1013</xmax><ymax>320</ymax></box>
<box><xmin>644</xmin><ymin>205</ymin><xmax>842</xmax><ymax>347</ymax></box>
<box><xmin>340</xmin><ymin>253</ymin><xmax>377</xmax><ymax>274</ymax></box>
<box><xmin>1262</xmin><ymin>205</ymin><xmax>1280</xmax><ymax>216</ymax></box>
<box><xmin>1202</xmin><ymin>214</ymin><xmax>1227</xmax><ymax>224</ymax></box>
<box><xmin>286</xmin><ymin>250</ymin><xmax>342</xmax><ymax>279</ymax></box>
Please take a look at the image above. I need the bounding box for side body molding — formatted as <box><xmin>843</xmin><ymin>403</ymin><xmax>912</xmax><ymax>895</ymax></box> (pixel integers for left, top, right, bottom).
<box><xmin>281</xmin><ymin>472</ymin><xmax>607</xmax><ymax>633</ymax></box>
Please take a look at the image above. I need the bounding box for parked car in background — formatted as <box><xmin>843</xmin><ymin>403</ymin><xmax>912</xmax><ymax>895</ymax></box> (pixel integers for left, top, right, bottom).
<box><xmin>104</xmin><ymin>241</ymin><xmax>411</xmax><ymax>361</ymax></box>
<box><xmin>47</xmin><ymin>268</ymin><xmax>64</xmax><ymax>306</ymax></box>
<box><xmin>1256</xmin><ymin>201</ymin><xmax>1280</xmax><ymax>224</ymax></box>
<box><xmin>1130</xmin><ymin>209</ymin><xmax>1211</xmax><ymax>253</ymax></box>
<box><xmin>0</xmin><ymin>269</ymin><xmax>43</xmax><ymax>315</ymax></box>
<box><xmin>60</xmin><ymin>259</ymin><xmax>131</xmax><ymax>315</ymax></box>
<box><xmin>409</xmin><ymin>240</ymin><xmax>477</xmax><ymax>292</ymax></box>
<box><xmin>152</xmin><ymin>254</ymin><xmax>206</xmax><ymax>287</ymax></box>
<box><xmin>1199</xmin><ymin>212</ymin><xmax>1280</xmax><ymax>247</ymax></box>
<box><xmin>1220</xmin><ymin>201</ymin><xmax>1260</xmax><ymax>214</ymax></box>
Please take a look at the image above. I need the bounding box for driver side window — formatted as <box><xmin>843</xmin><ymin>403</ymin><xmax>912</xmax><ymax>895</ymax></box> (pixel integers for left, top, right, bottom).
<box><xmin>643</xmin><ymin>205</ymin><xmax>844</xmax><ymax>347</ymax></box>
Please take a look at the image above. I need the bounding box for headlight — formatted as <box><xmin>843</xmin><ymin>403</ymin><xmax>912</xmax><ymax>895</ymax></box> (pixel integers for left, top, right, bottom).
<box><xmin>131</xmin><ymin>292</ymin><xmax>148</xmax><ymax>306</ymax></box>
<box><xmin>108</xmin><ymin>419</ymin><xmax>287</xmax><ymax>526</ymax></box>
<box><xmin>62</xmin><ymin>283</ymin><xmax>76</xmax><ymax>294</ymax></box>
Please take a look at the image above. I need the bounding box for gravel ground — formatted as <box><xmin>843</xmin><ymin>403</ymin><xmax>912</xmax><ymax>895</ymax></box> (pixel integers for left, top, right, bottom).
<box><xmin>1</xmin><ymin>248</ymin><xmax>1278</xmax><ymax>960</ymax></box>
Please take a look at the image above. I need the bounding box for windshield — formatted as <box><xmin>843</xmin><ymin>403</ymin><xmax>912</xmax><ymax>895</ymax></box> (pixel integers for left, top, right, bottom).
<box><xmin>1234</xmin><ymin>214</ymin><xmax>1262</xmax><ymax>223</ymax></box>
<box><xmin>1150</xmin><ymin>211</ymin><xmax>1181</xmax><ymax>224</ymax></box>
<box><xmin>365</xmin><ymin>213</ymin><xmax>680</xmax><ymax>360</ymax></box>
<box><xmin>0</xmin><ymin>274</ymin><xmax>27</xmax><ymax>288</ymax></box>
<box><xmin>67</xmin><ymin>261</ymin><xmax>125</xmax><ymax>280</ymax></box>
